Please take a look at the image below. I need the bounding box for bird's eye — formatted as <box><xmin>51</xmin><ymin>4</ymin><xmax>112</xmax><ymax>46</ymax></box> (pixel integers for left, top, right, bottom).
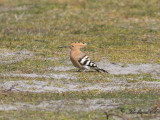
<box><xmin>72</xmin><ymin>45</ymin><xmax>74</xmax><ymax>47</ymax></box>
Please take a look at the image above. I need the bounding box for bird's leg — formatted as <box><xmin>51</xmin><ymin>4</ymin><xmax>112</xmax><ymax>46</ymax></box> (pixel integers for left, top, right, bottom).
<box><xmin>76</xmin><ymin>69</ymin><xmax>82</xmax><ymax>72</ymax></box>
<box><xmin>76</xmin><ymin>68</ymin><xmax>85</xmax><ymax>72</ymax></box>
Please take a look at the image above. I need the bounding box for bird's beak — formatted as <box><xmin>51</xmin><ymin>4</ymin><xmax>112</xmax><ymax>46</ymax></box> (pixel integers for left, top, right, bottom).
<box><xmin>58</xmin><ymin>46</ymin><xmax>69</xmax><ymax>48</ymax></box>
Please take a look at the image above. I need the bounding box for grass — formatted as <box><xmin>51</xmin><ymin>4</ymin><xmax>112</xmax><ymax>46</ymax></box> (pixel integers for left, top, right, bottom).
<box><xmin>0</xmin><ymin>89</ymin><xmax>159</xmax><ymax>103</ymax></box>
<box><xmin>0</xmin><ymin>0</ymin><xmax>159</xmax><ymax>63</ymax></box>
<box><xmin>0</xmin><ymin>110</ymin><xmax>107</xmax><ymax>120</ymax></box>
<box><xmin>0</xmin><ymin>0</ymin><xmax>160</xmax><ymax>119</ymax></box>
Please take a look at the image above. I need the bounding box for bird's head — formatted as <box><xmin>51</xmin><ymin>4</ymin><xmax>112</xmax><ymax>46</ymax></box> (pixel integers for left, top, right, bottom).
<box><xmin>69</xmin><ymin>42</ymin><xmax>87</xmax><ymax>50</ymax></box>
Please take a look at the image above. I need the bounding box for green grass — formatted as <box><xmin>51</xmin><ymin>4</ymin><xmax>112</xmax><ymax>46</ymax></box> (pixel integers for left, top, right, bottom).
<box><xmin>0</xmin><ymin>0</ymin><xmax>160</xmax><ymax>119</ymax></box>
<box><xmin>0</xmin><ymin>89</ymin><xmax>159</xmax><ymax>103</ymax></box>
<box><xmin>0</xmin><ymin>110</ymin><xmax>107</xmax><ymax>120</ymax></box>
<box><xmin>0</xmin><ymin>0</ymin><xmax>159</xmax><ymax>64</ymax></box>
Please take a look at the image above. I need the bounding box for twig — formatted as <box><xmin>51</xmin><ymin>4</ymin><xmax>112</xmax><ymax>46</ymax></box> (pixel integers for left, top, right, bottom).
<box><xmin>6</xmin><ymin>84</ymin><xmax>19</xmax><ymax>92</ymax></box>
<box><xmin>104</xmin><ymin>112</ymin><xmax>131</xmax><ymax>120</ymax></box>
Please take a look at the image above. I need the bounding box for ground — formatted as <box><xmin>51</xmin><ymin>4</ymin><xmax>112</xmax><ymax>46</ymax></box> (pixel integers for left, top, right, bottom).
<box><xmin>0</xmin><ymin>0</ymin><xmax>160</xmax><ymax>120</ymax></box>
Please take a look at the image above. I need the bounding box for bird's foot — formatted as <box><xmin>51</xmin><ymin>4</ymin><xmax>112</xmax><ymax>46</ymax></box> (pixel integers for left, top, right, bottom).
<box><xmin>76</xmin><ymin>69</ymin><xmax>86</xmax><ymax>72</ymax></box>
<box><xmin>76</xmin><ymin>69</ymin><xmax>82</xmax><ymax>72</ymax></box>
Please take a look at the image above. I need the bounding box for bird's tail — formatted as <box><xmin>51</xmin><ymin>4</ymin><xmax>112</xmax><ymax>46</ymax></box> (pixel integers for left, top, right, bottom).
<box><xmin>95</xmin><ymin>67</ymin><xmax>109</xmax><ymax>73</ymax></box>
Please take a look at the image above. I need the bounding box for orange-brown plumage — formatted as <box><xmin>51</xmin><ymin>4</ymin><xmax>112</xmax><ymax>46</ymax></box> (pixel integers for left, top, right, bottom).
<box><xmin>69</xmin><ymin>43</ymin><xmax>87</xmax><ymax>69</ymax></box>
<box><xmin>59</xmin><ymin>42</ymin><xmax>108</xmax><ymax>73</ymax></box>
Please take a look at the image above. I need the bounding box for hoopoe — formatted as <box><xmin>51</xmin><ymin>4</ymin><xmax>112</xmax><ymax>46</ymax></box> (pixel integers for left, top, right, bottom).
<box><xmin>59</xmin><ymin>42</ymin><xmax>108</xmax><ymax>73</ymax></box>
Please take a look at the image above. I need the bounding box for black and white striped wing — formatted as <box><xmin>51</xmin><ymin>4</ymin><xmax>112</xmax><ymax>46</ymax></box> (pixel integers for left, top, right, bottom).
<box><xmin>78</xmin><ymin>55</ymin><xmax>108</xmax><ymax>73</ymax></box>
<box><xmin>78</xmin><ymin>55</ymin><xmax>97</xmax><ymax>67</ymax></box>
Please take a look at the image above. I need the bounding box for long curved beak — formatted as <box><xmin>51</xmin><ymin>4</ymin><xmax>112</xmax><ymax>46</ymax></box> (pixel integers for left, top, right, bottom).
<box><xmin>58</xmin><ymin>46</ymin><xmax>69</xmax><ymax>48</ymax></box>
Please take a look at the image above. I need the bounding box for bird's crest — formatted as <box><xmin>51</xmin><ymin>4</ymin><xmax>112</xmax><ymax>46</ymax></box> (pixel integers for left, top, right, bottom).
<box><xmin>70</xmin><ymin>42</ymin><xmax>87</xmax><ymax>47</ymax></box>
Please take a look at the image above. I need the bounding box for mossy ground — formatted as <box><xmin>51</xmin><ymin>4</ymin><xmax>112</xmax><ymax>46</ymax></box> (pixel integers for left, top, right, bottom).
<box><xmin>0</xmin><ymin>0</ymin><xmax>160</xmax><ymax>119</ymax></box>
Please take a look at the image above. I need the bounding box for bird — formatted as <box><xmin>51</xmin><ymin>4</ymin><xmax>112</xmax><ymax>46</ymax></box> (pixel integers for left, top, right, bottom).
<box><xmin>59</xmin><ymin>42</ymin><xmax>108</xmax><ymax>73</ymax></box>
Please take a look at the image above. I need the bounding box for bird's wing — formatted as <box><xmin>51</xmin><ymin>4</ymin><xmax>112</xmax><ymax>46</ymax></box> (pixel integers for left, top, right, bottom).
<box><xmin>78</xmin><ymin>55</ymin><xmax>97</xmax><ymax>67</ymax></box>
<box><xmin>78</xmin><ymin>55</ymin><xmax>108</xmax><ymax>73</ymax></box>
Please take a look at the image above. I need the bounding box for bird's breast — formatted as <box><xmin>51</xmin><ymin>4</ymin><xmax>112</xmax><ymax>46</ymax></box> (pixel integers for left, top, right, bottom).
<box><xmin>70</xmin><ymin>51</ymin><xmax>84</xmax><ymax>68</ymax></box>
